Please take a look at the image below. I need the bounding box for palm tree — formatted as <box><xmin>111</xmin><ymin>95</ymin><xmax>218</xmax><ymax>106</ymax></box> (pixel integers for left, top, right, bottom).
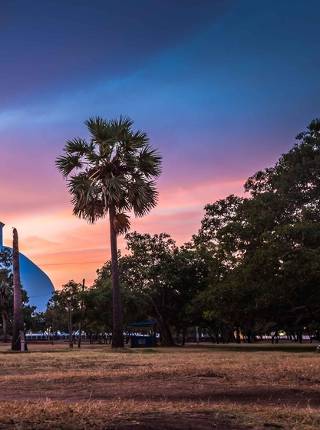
<box><xmin>56</xmin><ymin>117</ymin><xmax>162</xmax><ymax>347</ymax></box>
<box><xmin>11</xmin><ymin>228</ymin><xmax>25</xmax><ymax>351</ymax></box>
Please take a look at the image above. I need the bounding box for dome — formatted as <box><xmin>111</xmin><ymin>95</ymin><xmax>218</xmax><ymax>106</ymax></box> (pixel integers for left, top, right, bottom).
<box><xmin>0</xmin><ymin>223</ymin><xmax>54</xmax><ymax>311</ymax></box>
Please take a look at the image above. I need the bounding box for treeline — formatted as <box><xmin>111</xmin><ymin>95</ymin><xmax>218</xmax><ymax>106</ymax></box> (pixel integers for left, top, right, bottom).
<box><xmin>2</xmin><ymin>120</ymin><xmax>320</xmax><ymax>345</ymax></box>
<box><xmin>40</xmin><ymin>120</ymin><xmax>320</xmax><ymax>345</ymax></box>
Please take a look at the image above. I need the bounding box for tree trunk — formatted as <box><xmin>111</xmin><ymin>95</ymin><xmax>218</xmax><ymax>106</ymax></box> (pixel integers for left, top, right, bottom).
<box><xmin>68</xmin><ymin>306</ymin><xmax>73</xmax><ymax>349</ymax></box>
<box><xmin>150</xmin><ymin>298</ymin><xmax>174</xmax><ymax>346</ymax></box>
<box><xmin>182</xmin><ymin>328</ymin><xmax>186</xmax><ymax>346</ymax></box>
<box><xmin>2</xmin><ymin>311</ymin><xmax>8</xmax><ymax>342</ymax></box>
<box><xmin>77</xmin><ymin>278</ymin><xmax>85</xmax><ymax>348</ymax></box>
<box><xmin>158</xmin><ymin>319</ymin><xmax>174</xmax><ymax>346</ymax></box>
<box><xmin>195</xmin><ymin>326</ymin><xmax>200</xmax><ymax>344</ymax></box>
<box><xmin>11</xmin><ymin>228</ymin><xmax>25</xmax><ymax>351</ymax></box>
<box><xmin>235</xmin><ymin>327</ymin><xmax>241</xmax><ymax>344</ymax></box>
<box><xmin>109</xmin><ymin>206</ymin><xmax>124</xmax><ymax>348</ymax></box>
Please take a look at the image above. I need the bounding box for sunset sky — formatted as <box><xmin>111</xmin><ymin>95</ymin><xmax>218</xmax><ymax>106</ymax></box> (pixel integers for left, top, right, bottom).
<box><xmin>1</xmin><ymin>0</ymin><xmax>320</xmax><ymax>288</ymax></box>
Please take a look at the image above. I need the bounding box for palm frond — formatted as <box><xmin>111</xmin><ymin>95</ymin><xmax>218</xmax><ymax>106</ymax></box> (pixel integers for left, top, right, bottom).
<box><xmin>101</xmin><ymin>175</ymin><xmax>126</xmax><ymax>204</ymax></box>
<box><xmin>107</xmin><ymin>116</ymin><xmax>133</xmax><ymax>145</ymax></box>
<box><xmin>56</xmin><ymin>154</ymin><xmax>83</xmax><ymax>177</ymax></box>
<box><xmin>85</xmin><ymin>117</ymin><xmax>111</xmax><ymax>144</ymax></box>
<box><xmin>138</xmin><ymin>145</ymin><xmax>162</xmax><ymax>177</ymax></box>
<box><xmin>128</xmin><ymin>180</ymin><xmax>158</xmax><ymax>217</ymax></box>
<box><xmin>126</xmin><ymin>130</ymin><xmax>149</xmax><ymax>150</ymax></box>
<box><xmin>64</xmin><ymin>138</ymin><xmax>90</xmax><ymax>156</ymax></box>
<box><xmin>110</xmin><ymin>116</ymin><xmax>133</xmax><ymax>132</ymax></box>
<box><xmin>68</xmin><ymin>174</ymin><xmax>105</xmax><ymax>223</ymax></box>
<box><xmin>113</xmin><ymin>212</ymin><xmax>131</xmax><ymax>234</ymax></box>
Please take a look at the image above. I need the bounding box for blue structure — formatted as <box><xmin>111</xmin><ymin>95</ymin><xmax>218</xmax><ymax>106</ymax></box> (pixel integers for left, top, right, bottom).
<box><xmin>0</xmin><ymin>222</ymin><xmax>54</xmax><ymax>311</ymax></box>
<box><xmin>128</xmin><ymin>319</ymin><xmax>157</xmax><ymax>348</ymax></box>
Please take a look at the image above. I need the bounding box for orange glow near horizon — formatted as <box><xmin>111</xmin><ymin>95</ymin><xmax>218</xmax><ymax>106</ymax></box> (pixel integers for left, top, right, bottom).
<box><xmin>1</xmin><ymin>178</ymin><xmax>245</xmax><ymax>289</ymax></box>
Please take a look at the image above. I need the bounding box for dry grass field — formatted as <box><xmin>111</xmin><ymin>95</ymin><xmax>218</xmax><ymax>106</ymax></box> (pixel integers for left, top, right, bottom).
<box><xmin>0</xmin><ymin>343</ymin><xmax>318</xmax><ymax>429</ymax></box>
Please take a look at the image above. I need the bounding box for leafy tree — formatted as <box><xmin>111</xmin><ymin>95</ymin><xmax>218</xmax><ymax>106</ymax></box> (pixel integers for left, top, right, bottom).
<box><xmin>0</xmin><ymin>246</ymin><xmax>35</xmax><ymax>343</ymax></box>
<box><xmin>83</xmin><ymin>277</ymin><xmax>113</xmax><ymax>336</ymax></box>
<box><xmin>56</xmin><ymin>117</ymin><xmax>161</xmax><ymax>347</ymax></box>
<box><xmin>196</xmin><ymin>120</ymin><xmax>320</xmax><ymax>342</ymax></box>
<box><xmin>0</xmin><ymin>248</ymin><xmax>12</xmax><ymax>342</ymax></box>
<box><xmin>98</xmin><ymin>232</ymin><xmax>207</xmax><ymax>346</ymax></box>
<box><xmin>47</xmin><ymin>280</ymin><xmax>83</xmax><ymax>348</ymax></box>
<box><xmin>244</xmin><ymin>119</ymin><xmax>320</xmax><ymax>338</ymax></box>
<box><xmin>119</xmin><ymin>232</ymin><xmax>177</xmax><ymax>345</ymax></box>
<box><xmin>28</xmin><ymin>312</ymin><xmax>47</xmax><ymax>334</ymax></box>
<box><xmin>91</xmin><ymin>269</ymin><xmax>146</xmax><ymax>333</ymax></box>
<box><xmin>166</xmin><ymin>244</ymin><xmax>209</xmax><ymax>343</ymax></box>
<box><xmin>194</xmin><ymin>195</ymin><xmax>246</xmax><ymax>271</ymax></box>
<box><xmin>245</xmin><ymin>119</ymin><xmax>320</xmax><ymax>205</ymax></box>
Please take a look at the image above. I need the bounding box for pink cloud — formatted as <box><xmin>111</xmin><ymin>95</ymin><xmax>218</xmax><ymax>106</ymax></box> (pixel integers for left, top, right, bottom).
<box><xmin>1</xmin><ymin>174</ymin><xmax>245</xmax><ymax>288</ymax></box>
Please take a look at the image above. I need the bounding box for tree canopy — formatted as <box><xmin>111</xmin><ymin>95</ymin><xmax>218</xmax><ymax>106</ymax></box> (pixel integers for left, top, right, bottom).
<box><xmin>40</xmin><ymin>119</ymin><xmax>320</xmax><ymax>345</ymax></box>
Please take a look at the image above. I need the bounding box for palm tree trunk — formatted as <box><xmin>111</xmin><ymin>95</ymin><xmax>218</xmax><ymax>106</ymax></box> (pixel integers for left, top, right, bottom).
<box><xmin>109</xmin><ymin>206</ymin><xmax>124</xmax><ymax>348</ymax></box>
<box><xmin>11</xmin><ymin>228</ymin><xmax>25</xmax><ymax>351</ymax></box>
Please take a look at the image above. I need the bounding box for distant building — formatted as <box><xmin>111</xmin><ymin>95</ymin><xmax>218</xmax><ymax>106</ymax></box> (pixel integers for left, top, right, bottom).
<box><xmin>0</xmin><ymin>222</ymin><xmax>54</xmax><ymax>311</ymax></box>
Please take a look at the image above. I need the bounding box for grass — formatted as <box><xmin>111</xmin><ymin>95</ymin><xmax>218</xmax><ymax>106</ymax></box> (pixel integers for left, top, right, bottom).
<box><xmin>0</xmin><ymin>343</ymin><xmax>318</xmax><ymax>429</ymax></box>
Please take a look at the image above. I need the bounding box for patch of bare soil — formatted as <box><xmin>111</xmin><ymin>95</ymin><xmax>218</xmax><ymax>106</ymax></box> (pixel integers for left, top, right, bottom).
<box><xmin>0</xmin><ymin>376</ymin><xmax>318</xmax><ymax>410</ymax></box>
<box><xmin>109</xmin><ymin>412</ymin><xmax>251</xmax><ymax>430</ymax></box>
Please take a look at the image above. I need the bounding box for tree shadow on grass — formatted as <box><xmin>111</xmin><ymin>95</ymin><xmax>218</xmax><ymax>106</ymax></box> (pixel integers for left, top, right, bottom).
<box><xmin>108</xmin><ymin>411</ymin><xmax>253</xmax><ymax>430</ymax></box>
<box><xmin>192</xmin><ymin>344</ymin><xmax>317</xmax><ymax>353</ymax></box>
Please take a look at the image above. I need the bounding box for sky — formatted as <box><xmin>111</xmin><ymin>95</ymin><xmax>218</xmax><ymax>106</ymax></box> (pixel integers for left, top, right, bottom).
<box><xmin>0</xmin><ymin>0</ymin><xmax>320</xmax><ymax>288</ymax></box>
